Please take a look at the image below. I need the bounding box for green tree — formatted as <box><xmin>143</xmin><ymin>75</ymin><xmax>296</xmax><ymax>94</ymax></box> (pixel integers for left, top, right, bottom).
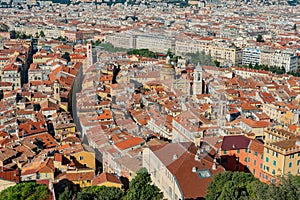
<box><xmin>77</xmin><ymin>186</ymin><xmax>123</xmax><ymax>200</ymax></box>
<box><xmin>256</xmin><ymin>34</ymin><xmax>263</xmax><ymax>42</ymax></box>
<box><xmin>186</xmin><ymin>51</ymin><xmax>215</xmax><ymax>66</ymax></box>
<box><xmin>127</xmin><ymin>49</ymin><xmax>157</xmax><ymax>58</ymax></box>
<box><xmin>206</xmin><ymin>172</ymin><xmax>265</xmax><ymax>200</ymax></box>
<box><xmin>123</xmin><ymin>168</ymin><xmax>163</xmax><ymax>200</ymax></box>
<box><xmin>40</xmin><ymin>31</ymin><xmax>45</xmax><ymax>38</ymax></box>
<box><xmin>214</xmin><ymin>60</ymin><xmax>221</xmax><ymax>68</ymax></box>
<box><xmin>0</xmin><ymin>182</ymin><xmax>51</xmax><ymax>200</ymax></box>
<box><xmin>59</xmin><ymin>187</ymin><xmax>76</xmax><ymax>200</ymax></box>
<box><xmin>207</xmin><ymin>172</ymin><xmax>300</xmax><ymax>200</ymax></box>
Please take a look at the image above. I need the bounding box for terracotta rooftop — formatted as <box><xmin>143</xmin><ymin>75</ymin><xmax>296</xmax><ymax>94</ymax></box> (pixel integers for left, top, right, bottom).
<box><xmin>92</xmin><ymin>172</ymin><xmax>122</xmax><ymax>186</ymax></box>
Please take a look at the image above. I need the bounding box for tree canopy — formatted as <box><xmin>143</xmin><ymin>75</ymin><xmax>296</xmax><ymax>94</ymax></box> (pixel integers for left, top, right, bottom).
<box><xmin>123</xmin><ymin>167</ymin><xmax>163</xmax><ymax>200</ymax></box>
<box><xmin>97</xmin><ymin>42</ymin><xmax>128</xmax><ymax>53</ymax></box>
<box><xmin>59</xmin><ymin>168</ymin><xmax>162</xmax><ymax>200</ymax></box>
<box><xmin>243</xmin><ymin>63</ymin><xmax>286</xmax><ymax>75</ymax></box>
<box><xmin>40</xmin><ymin>31</ymin><xmax>45</xmax><ymax>38</ymax></box>
<box><xmin>127</xmin><ymin>49</ymin><xmax>158</xmax><ymax>58</ymax></box>
<box><xmin>186</xmin><ymin>51</ymin><xmax>216</xmax><ymax>66</ymax></box>
<box><xmin>76</xmin><ymin>186</ymin><xmax>124</xmax><ymax>200</ymax></box>
<box><xmin>0</xmin><ymin>182</ymin><xmax>51</xmax><ymax>200</ymax></box>
<box><xmin>206</xmin><ymin>171</ymin><xmax>300</xmax><ymax>200</ymax></box>
<box><xmin>256</xmin><ymin>35</ymin><xmax>264</xmax><ymax>42</ymax></box>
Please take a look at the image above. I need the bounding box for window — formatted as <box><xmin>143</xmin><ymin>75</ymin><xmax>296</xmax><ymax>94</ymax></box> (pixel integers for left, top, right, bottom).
<box><xmin>223</xmin><ymin>150</ymin><xmax>227</xmax><ymax>154</ymax></box>
<box><xmin>197</xmin><ymin>169</ymin><xmax>212</xmax><ymax>178</ymax></box>
<box><xmin>254</xmin><ymin>152</ymin><xmax>258</xmax><ymax>156</ymax></box>
<box><xmin>270</xmin><ymin>178</ymin><xmax>275</xmax><ymax>183</ymax></box>
<box><xmin>273</xmin><ymin>161</ymin><xmax>276</xmax><ymax>166</ymax></box>
<box><xmin>290</xmin><ymin>154</ymin><xmax>295</xmax><ymax>159</ymax></box>
<box><xmin>289</xmin><ymin>162</ymin><xmax>292</xmax><ymax>168</ymax></box>
<box><xmin>297</xmin><ymin>160</ymin><xmax>300</xmax><ymax>166</ymax></box>
<box><xmin>79</xmin><ymin>156</ymin><xmax>83</xmax><ymax>160</ymax></box>
<box><xmin>253</xmin><ymin>169</ymin><xmax>256</xmax><ymax>175</ymax></box>
<box><xmin>266</xmin><ymin>157</ymin><xmax>269</xmax><ymax>162</ymax></box>
<box><xmin>245</xmin><ymin>149</ymin><xmax>248</xmax><ymax>153</ymax></box>
<box><xmin>237</xmin><ymin>149</ymin><xmax>240</xmax><ymax>153</ymax></box>
<box><xmin>272</xmin><ymin>170</ymin><xmax>276</xmax><ymax>175</ymax></box>
<box><xmin>266</xmin><ymin>149</ymin><xmax>269</xmax><ymax>153</ymax></box>
<box><xmin>169</xmin><ymin>187</ymin><xmax>172</xmax><ymax>197</ymax></box>
<box><xmin>254</xmin><ymin>160</ymin><xmax>257</xmax><ymax>166</ymax></box>
<box><xmin>273</xmin><ymin>152</ymin><xmax>278</xmax><ymax>158</ymax></box>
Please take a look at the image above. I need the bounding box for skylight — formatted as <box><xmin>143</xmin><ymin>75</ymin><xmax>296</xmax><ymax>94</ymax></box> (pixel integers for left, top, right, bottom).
<box><xmin>197</xmin><ymin>169</ymin><xmax>212</xmax><ymax>178</ymax></box>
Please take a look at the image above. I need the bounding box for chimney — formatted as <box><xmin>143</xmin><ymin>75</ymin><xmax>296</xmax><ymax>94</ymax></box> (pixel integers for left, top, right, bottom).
<box><xmin>195</xmin><ymin>154</ymin><xmax>200</xmax><ymax>161</ymax></box>
<box><xmin>212</xmin><ymin>158</ymin><xmax>217</xmax><ymax>170</ymax></box>
<box><xmin>173</xmin><ymin>154</ymin><xmax>178</xmax><ymax>160</ymax></box>
<box><xmin>212</xmin><ymin>163</ymin><xmax>217</xmax><ymax>170</ymax></box>
<box><xmin>192</xmin><ymin>167</ymin><xmax>197</xmax><ymax>173</ymax></box>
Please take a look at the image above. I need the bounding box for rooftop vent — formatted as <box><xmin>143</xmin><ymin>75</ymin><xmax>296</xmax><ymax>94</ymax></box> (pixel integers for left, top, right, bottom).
<box><xmin>192</xmin><ymin>167</ymin><xmax>197</xmax><ymax>173</ymax></box>
<box><xmin>173</xmin><ymin>154</ymin><xmax>178</xmax><ymax>160</ymax></box>
<box><xmin>212</xmin><ymin>163</ymin><xmax>216</xmax><ymax>170</ymax></box>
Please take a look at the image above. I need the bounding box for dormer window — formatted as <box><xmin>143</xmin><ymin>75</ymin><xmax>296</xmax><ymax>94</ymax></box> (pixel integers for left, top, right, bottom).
<box><xmin>197</xmin><ymin>169</ymin><xmax>212</xmax><ymax>178</ymax></box>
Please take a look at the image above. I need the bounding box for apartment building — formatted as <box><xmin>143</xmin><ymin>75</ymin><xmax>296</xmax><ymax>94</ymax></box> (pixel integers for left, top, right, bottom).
<box><xmin>175</xmin><ymin>39</ymin><xmax>242</xmax><ymax>66</ymax></box>
<box><xmin>143</xmin><ymin>142</ymin><xmax>225</xmax><ymax>200</ymax></box>
<box><xmin>262</xmin><ymin>128</ymin><xmax>300</xmax><ymax>183</ymax></box>
<box><xmin>243</xmin><ymin>48</ymin><xmax>298</xmax><ymax>72</ymax></box>
<box><xmin>270</xmin><ymin>50</ymin><xmax>297</xmax><ymax>72</ymax></box>
<box><xmin>105</xmin><ymin>32</ymin><xmax>136</xmax><ymax>49</ymax></box>
<box><xmin>242</xmin><ymin>47</ymin><xmax>261</xmax><ymax>66</ymax></box>
<box><xmin>218</xmin><ymin>135</ymin><xmax>264</xmax><ymax>181</ymax></box>
<box><xmin>106</xmin><ymin>31</ymin><xmax>175</xmax><ymax>53</ymax></box>
<box><xmin>135</xmin><ymin>34</ymin><xmax>175</xmax><ymax>53</ymax></box>
<box><xmin>2</xmin><ymin>63</ymin><xmax>21</xmax><ymax>89</ymax></box>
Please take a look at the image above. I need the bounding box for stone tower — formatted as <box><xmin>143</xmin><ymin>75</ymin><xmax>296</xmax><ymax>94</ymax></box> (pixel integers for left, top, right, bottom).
<box><xmin>193</xmin><ymin>63</ymin><xmax>203</xmax><ymax>97</ymax></box>
<box><xmin>87</xmin><ymin>42</ymin><xmax>93</xmax><ymax>67</ymax></box>
<box><xmin>53</xmin><ymin>80</ymin><xmax>60</xmax><ymax>103</ymax></box>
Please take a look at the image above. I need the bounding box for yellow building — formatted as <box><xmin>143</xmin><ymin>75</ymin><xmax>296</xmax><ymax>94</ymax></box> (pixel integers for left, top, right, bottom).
<box><xmin>281</xmin><ymin>111</ymin><xmax>296</xmax><ymax>126</ymax></box>
<box><xmin>144</xmin><ymin>81</ymin><xmax>163</xmax><ymax>91</ymax></box>
<box><xmin>54</xmin><ymin>123</ymin><xmax>76</xmax><ymax>135</ymax></box>
<box><xmin>92</xmin><ymin>172</ymin><xmax>123</xmax><ymax>189</ymax></box>
<box><xmin>262</xmin><ymin>128</ymin><xmax>300</xmax><ymax>183</ymax></box>
<box><xmin>21</xmin><ymin>158</ymin><xmax>55</xmax><ymax>182</ymax></box>
<box><xmin>68</xmin><ymin>144</ymin><xmax>96</xmax><ymax>170</ymax></box>
<box><xmin>56</xmin><ymin>169</ymin><xmax>95</xmax><ymax>188</ymax></box>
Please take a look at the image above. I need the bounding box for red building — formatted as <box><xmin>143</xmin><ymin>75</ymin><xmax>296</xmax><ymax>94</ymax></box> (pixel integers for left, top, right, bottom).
<box><xmin>218</xmin><ymin>135</ymin><xmax>264</xmax><ymax>180</ymax></box>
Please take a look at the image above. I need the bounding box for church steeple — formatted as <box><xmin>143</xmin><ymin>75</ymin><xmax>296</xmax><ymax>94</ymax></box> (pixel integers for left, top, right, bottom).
<box><xmin>53</xmin><ymin>80</ymin><xmax>60</xmax><ymax>104</ymax></box>
<box><xmin>87</xmin><ymin>42</ymin><xmax>93</xmax><ymax>67</ymax></box>
<box><xmin>193</xmin><ymin>63</ymin><xmax>203</xmax><ymax>97</ymax></box>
